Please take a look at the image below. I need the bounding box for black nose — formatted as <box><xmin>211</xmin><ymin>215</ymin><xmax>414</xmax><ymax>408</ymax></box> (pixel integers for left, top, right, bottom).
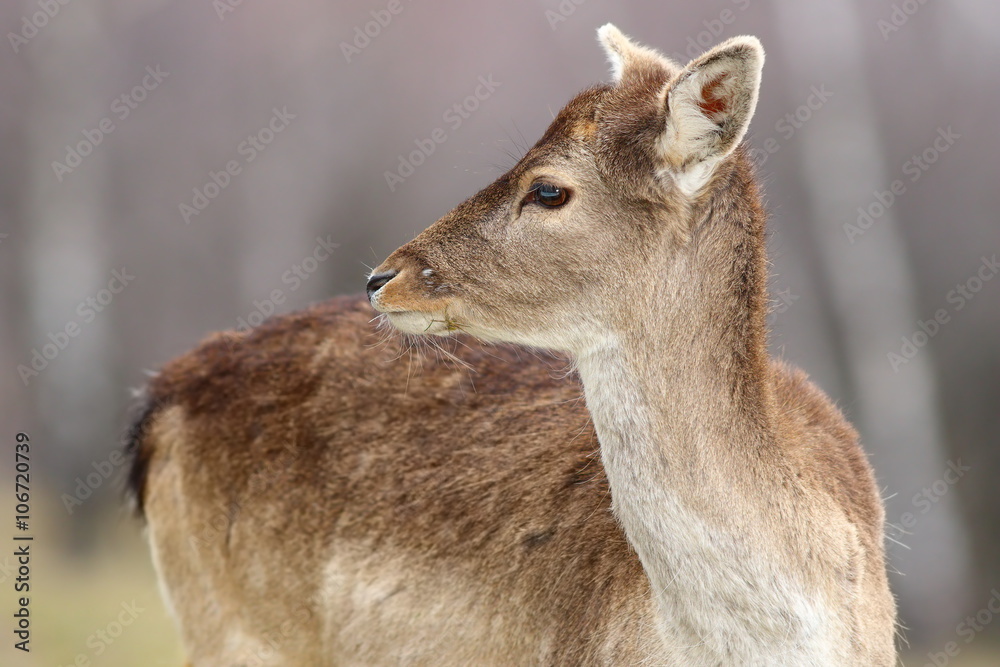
<box><xmin>366</xmin><ymin>270</ymin><xmax>397</xmax><ymax>300</ymax></box>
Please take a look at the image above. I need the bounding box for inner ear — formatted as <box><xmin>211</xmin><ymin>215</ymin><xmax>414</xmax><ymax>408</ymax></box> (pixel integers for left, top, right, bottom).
<box><xmin>697</xmin><ymin>73</ymin><xmax>730</xmax><ymax>118</ymax></box>
<box><xmin>659</xmin><ymin>36</ymin><xmax>764</xmax><ymax>193</ymax></box>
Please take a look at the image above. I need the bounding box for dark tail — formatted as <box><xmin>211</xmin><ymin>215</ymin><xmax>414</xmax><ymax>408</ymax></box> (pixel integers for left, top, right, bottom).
<box><xmin>123</xmin><ymin>389</ymin><xmax>162</xmax><ymax>519</ymax></box>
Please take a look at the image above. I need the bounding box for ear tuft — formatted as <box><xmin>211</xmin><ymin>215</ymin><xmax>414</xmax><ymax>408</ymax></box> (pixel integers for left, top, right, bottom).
<box><xmin>660</xmin><ymin>35</ymin><xmax>764</xmax><ymax>193</ymax></box>
<box><xmin>597</xmin><ymin>23</ymin><xmax>680</xmax><ymax>85</ymax></box>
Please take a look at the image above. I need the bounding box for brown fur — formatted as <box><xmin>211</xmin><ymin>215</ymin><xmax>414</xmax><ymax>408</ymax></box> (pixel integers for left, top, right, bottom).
<box><xmin>132</xmin><ymin>298</ymin><xmax>661</xmax><ymax>663</ymax></box>
<box><xmin>129</xmin><ymin>298</ymin><xmax>889</xmax><ymax>664</ymax></box>
<box><xmin>128</xmin><ymin>28</ymin><xmax>896</xmax><ymax>665</ymax></box>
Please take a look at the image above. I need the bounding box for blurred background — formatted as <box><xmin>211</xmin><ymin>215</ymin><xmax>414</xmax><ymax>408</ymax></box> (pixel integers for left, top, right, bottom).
<box><xmin>1</xmin><ymin>0</ymin><xmax>998</xmax><ymax>664</ymax></box>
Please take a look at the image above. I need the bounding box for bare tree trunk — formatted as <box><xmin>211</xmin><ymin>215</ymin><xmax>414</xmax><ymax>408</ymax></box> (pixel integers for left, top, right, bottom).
<box><xmin>0</xmin><ymin>5</ymin><xmax>34</xmax><ymax>459</ymax></box>
<box><xmin>20</xmin><ymin>3</ymin><xmax>117</xmax><ymax>545</ymax></box>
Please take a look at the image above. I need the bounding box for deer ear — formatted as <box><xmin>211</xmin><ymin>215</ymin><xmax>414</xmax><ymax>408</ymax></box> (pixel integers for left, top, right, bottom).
<box><xmin>659</xmin><ymin>36</ymin><xmax>764</xmax><ymax>194</ymax></box>
<box><xmin>597</xmin><ymin>24</ymin><xmax>680</xmax><ymax>85</ymax></box>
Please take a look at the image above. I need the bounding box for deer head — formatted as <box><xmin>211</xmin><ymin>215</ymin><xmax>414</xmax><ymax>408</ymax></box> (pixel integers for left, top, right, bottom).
<box><xmin>368</xmin><ymin>25</ymin><xmax>764</xmax><ymax>357</ymax></box>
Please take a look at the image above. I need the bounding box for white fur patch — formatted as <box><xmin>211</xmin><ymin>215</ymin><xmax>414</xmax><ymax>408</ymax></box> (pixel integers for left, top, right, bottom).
<box><xmin>574</xmin><ymin>347</ymin><xmax>846</xmax><ymax>664</ymax></box>
<box><xmin>318</xmin><ymin>551</ymin><xmax>547</xmax><ymax>664</ymax></box>
<box><xmin>662</xmin><ymin>158</ymin><xmax>720</xmax><ymax>196</ymax></box>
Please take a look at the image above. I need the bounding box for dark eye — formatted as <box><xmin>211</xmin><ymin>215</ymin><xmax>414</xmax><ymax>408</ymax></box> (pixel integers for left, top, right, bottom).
<box><xmin>524</xmin><ymin>182</ymin><xmax>569</xmax><ymax>208</ymax></box>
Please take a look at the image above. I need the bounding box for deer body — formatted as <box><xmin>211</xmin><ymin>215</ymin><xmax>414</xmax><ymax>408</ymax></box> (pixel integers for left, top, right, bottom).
<box><xmin>129</xmin><ymin>26</ymin><xmax>897</xmax><ymax>665</ymax></box>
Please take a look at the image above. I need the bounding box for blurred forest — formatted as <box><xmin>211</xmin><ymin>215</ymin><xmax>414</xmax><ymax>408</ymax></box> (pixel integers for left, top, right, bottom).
<box><xmin>1</xmin><ymin>0</ymin><xmax>998</xmax><ymax>664</ymax></box>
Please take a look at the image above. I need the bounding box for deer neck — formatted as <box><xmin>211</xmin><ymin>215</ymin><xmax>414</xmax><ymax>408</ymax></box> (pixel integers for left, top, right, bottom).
<box><xmin>573</xmin><ymin>159</ymin><xmax>777</xmax><ymax>610</ymax></box>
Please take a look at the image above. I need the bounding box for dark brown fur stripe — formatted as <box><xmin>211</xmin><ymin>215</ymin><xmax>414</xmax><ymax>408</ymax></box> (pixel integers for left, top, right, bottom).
<box><xmin>122</xmin><ymin>389</ymin><xmax>163</xmax><ymax>518</ymax></box>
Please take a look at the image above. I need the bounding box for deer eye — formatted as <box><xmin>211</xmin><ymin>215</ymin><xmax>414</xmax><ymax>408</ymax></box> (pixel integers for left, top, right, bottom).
<box><xmin>524</xmin><ymin>182</ymin><xmax>569</xmax><ymax>208</ymax></box>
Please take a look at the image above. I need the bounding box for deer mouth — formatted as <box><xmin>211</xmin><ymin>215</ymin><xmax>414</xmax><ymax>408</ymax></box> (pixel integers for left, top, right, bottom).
<box><xmin>367</xmin><ymin>266</ymin><xmax>465</xmax><ymax>336</ymax></box>
<box><xmin>377</xmin><ymin>309</ymin><xmax>460</xmax><ymax>337</ymax></box>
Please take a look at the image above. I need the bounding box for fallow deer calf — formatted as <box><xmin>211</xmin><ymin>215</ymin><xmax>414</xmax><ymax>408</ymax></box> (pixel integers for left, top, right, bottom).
<box><xmin>128</xmin><ymin>26</ymin><xmax>897</xmax><ymax>665</ymax></box>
